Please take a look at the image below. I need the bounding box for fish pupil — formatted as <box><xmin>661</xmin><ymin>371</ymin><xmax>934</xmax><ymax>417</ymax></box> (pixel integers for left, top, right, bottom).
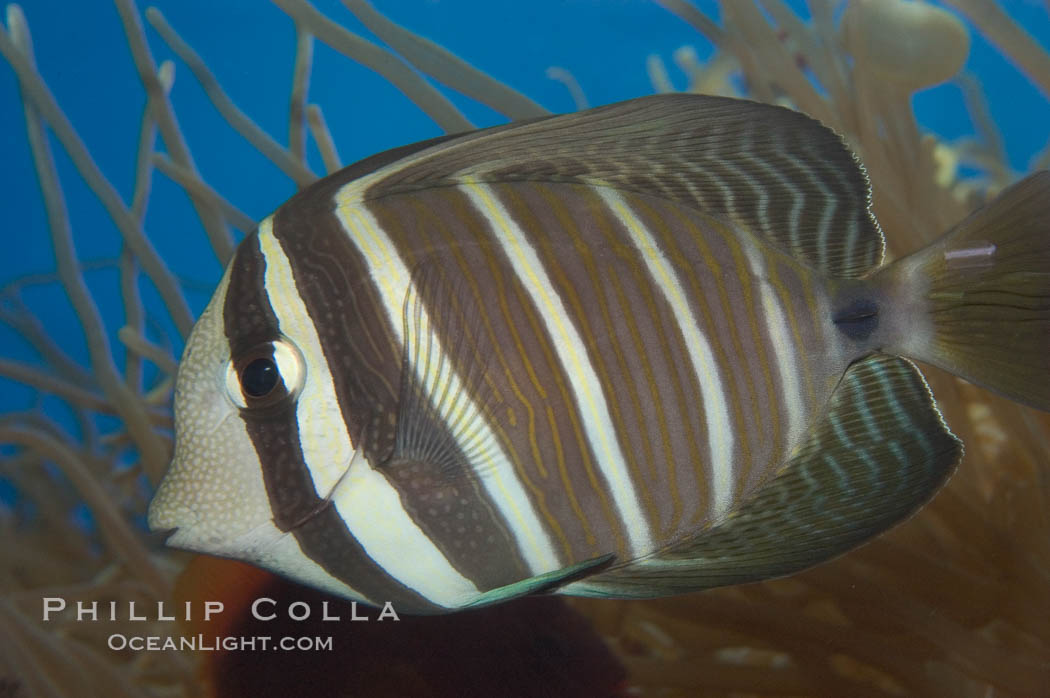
<box><xmin>241</xmin><ymin>358</ymin><xmax>279</xmax><ymax>398</ymax></box>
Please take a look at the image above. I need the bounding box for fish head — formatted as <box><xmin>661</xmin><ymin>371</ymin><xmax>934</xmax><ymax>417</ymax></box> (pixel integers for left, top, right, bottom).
<box><xmin>149</xmin><ymin>224</ymin><xmax>415</xmax><ymax>607</ymax></box>
<box><xmin>147</xmin><ymin>259</ymin><xmax>294</xmax><ymax>560</ymax></box>
<box><xmin>147</xmin><ymin>226</ymin><xmax>351</xmax><ymax>586</ymax></box>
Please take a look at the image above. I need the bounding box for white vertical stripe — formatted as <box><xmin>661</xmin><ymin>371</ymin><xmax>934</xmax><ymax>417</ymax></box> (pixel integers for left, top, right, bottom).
<box><xmin>257</xmin><ymin>218</ymin><xmax>353</xmax><ymax>500</ymax></box>
<box><xmin>598</xmin><ymin>189</ymin><xmax>737</xmax><ymax>519</ymax></box>
<box><xmin>229</xmin><ymin>518</ymin><xmax>375</xmax><ymax>605</ymax></box>
<box><xmin>261</xmin><ymin>215</ymin><xmax>476</xmax><ymax>607</ymax></box>
<box><xmin>169</xmin><ymin>500</ymin><xmax>375</xmax><ymax>606</ymax></box>
<box><xmin>167</xmin><ymin>261</ymin><xmax>370</xmax><ymax>605</ymax></box>
<box><xmin>331</xmin><ymin>446</ymin><xmax>479</xmax><ymax>606</ymax></box>
<box><xmin>401</xmin><ymin>283</ymin><xmax>508</xmax><ymax>467</ymax></box>
<box><xmin>331</xmin><ymin>182</ymin><xmax>563</xmax><ymax>583</ymax></box>
<box><xmin>738</xmin><ymin>236</ymin><xmax>806</xmax><ymax>448</ymax></box>
<box><xmin>462</xmin><ymin>180</ymin><xmax>653</xmax><ymax>555</ymax></box>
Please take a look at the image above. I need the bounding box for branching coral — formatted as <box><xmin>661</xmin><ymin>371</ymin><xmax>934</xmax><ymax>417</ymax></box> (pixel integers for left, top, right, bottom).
<box><xmin>1</xmin><ymin>1</ymin><xmax>1048</xmax><ymax>696</ymax></box>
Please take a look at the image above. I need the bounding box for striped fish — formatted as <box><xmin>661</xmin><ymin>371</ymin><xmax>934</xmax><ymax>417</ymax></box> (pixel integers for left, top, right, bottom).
<box><xmin>149</xmin><ymin>95</ymin><xmax>1050</xmax><ymax>614</ymax></box>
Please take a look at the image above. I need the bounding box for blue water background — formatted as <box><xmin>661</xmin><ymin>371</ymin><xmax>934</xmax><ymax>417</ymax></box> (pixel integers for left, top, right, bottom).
<box><xmin>0</xmin><ymin>0</ymin><xmax>1048</xmax><ymax>430</ymax></box>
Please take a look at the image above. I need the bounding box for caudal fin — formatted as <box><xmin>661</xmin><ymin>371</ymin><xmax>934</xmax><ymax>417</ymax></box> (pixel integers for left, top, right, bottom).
<box><xmin>877</xmin><ymin>170</ymin><xmax>1050</xmax><ymax>411</ymax></box>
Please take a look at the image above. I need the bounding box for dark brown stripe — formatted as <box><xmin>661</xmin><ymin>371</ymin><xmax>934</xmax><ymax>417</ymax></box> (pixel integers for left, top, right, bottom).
<box><xmin>367</xmin><ymin>186</ymin><xmax>622</xmax><ymax>562</ymax></box>
<box><xmin>580</xmin><ymin>188</ymin><xmax>713</xmax><ymax>534</ymax></box>
<box><xmin>222</xmin><ymin>232</ymin><xmax>438</xmax><ymax>613</ymax></box>
<box><xmin>505</xmin><ymin>182</ymin><xmax>671</xmax><ymax>536</ymax></box>
<box><xmin>386</xmin><ymin>266</ymin><xmax>535</xmax><ymax>589</ymax></box>
<box><xmin>769</xmin><ymin>252</ymin><xmax>838</xmax><ymax>419</ymax></box>
<box><xmin>400</xmin><ymin>195</ymin><xmax>574</xmax><ymax>559</ymax></box>
<box><xmin>697</xmin><ymin>212</ymin><xmax>780</xmax><ymax>488</ymax></box>
<box><xmin>623</xmin><ymin>194</ymin><xmax>760</xmax><ymax>495</ymax></box>
<box><xmin>576</xmin><ymin>355</ymin><xmax>960</xmax><ymax>597</ymax></box>
<box><xmin>273</xmin><ymin>186</ymin><xmax>402</xmax><ymax>460</ymax></box>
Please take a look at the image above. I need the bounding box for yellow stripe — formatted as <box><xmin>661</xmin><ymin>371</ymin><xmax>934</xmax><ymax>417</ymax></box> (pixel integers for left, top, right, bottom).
<box><xmin>737</xmin><ymin>232</ymin><xmax>807</xmax><ymax>449</ymax></box>
<box><xmin>480</xmin><ymin>203</ymin><xmax>611</xmax><ymax>550</ymax></box>
<box><xmin>463</xmin><ymin>179</ymin><xmax>653</xmax><ymax>557</ymax></box>
<box><xmin>631</xmin><ymin>197</ymin><xmax>758</xmax><ymax>494</ymax></box>
<box><xmin>257</xmin><ymin>218</ymin><xmax>353</xmax><ymax>500</ymax></box>
<box><xmin>406</xmin><ymin>195</ymin><xmax>573</xmax><ymax>557</ymax></box>
<box><xmin>516</xmin><ymin>184</ymin><xmax>665</xmax><ymax>536</ymax></box>
<box><xmin>598</xmin><ymin>189</ymin><xmax>737</xmax><ymax>520</ymax></box>
<box><xmin>598</xmin><ymin>224</ymin><xmax>707</xmax><ymax>525</ymax></box>
<box><xmin>329</xmin><ymin>185</ymin><xmax>563</xmax><ymax>578</ymax></box>
<box><xmin>713</xmin><ymin>217</ymin><xmax>783</xmax><ymax>469</ymax></box>
<box><xmin>450</xmin><ymin>201</ymin><xmax>598</xmax><ymax>551</ymax></box>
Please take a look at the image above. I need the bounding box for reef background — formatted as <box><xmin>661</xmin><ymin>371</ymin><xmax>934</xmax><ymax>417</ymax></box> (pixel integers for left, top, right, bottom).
<box><xmin>1</xmin><ymin>1</ymin><xmax>1049</xmax><ymax>696</ymax></box>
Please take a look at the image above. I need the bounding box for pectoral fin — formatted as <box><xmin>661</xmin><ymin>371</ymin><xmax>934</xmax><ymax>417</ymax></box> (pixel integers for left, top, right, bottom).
<box><xmin>385</xmin><ymin>259</ymin><xmax>507</xmax><ymax>480</ymax></box>
<box><xmin>374</xmin><ymin>260</ymin><xmax>536</xmax><ymax>592</ymax></box>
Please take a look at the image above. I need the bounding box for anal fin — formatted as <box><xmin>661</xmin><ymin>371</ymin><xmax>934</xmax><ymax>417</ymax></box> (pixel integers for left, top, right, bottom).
<box><xmin>564</xmin><ymin>354</ymin><xmax>962</xmax><ymax>598</ymax></box>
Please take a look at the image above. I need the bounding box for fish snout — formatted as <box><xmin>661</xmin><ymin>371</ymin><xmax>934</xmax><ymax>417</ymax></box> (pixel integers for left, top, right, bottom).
<box><xmin>147</xmin><ymin>467</ymin><xmax>201</xmax><ymax>540</ymax></box>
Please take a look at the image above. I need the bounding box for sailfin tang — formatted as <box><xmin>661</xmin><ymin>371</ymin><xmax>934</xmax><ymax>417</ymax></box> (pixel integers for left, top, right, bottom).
<box><xmin>365</xmin><ymin>94</ymin><xmax>883</xmax><ymax>277</ymax></box>
<box><xmin>564</xmin><ymin>355</ymin><xmax>961</xmax><ymax>598</ymax></box>
<box><xmin>877</xmin><ymin>170</ymin><xmax>1050</xmax><ymax>411</ymax></box>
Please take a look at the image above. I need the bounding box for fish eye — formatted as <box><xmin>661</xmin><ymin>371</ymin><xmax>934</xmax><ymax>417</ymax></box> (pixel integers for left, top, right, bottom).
<box><xmin>241</xmin><ymin>358</ymin><xmax>279</xmax><ymax>398</ymax></box>
<box><xmin>224</xmin><ymin>338</ymin><xmax>305</xmax><ymax>409</ymax></box>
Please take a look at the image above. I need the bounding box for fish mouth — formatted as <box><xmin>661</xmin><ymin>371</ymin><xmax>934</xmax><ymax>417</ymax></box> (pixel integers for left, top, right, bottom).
<box><xmin>153</xmin><ymin>527</ymin><xmax>180</xmax><ymax>544</ymax></box>
<box><xmin>156</xmin><ymin>523</ymin><xmax>211</xmax><ymax>554</ymax></box>
<box><xmin>146</xmin><ymin>497</ymin><xmax>201</xmax><ymax>546</ymax></box>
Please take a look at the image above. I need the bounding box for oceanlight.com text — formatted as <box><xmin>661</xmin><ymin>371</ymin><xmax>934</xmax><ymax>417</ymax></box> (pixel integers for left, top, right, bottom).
<box><xmin>107</xmin><ymin>633</ymin><xmax>335</xmax><ymax>652</ymax></box>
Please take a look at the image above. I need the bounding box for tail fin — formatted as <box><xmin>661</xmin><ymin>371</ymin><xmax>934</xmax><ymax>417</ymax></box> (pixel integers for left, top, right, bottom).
<box><xmin>875</xmin><ymin>170</ymin><xmax>1050</xmax><ymax>411</ymax></box>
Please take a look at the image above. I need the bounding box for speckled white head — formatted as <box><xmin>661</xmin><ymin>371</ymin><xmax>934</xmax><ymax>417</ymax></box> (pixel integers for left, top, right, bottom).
<box><xmin>147</xmin><ymin>267</ymin><xmax>275</xmax><ymax>551</ymax></box>
<box><xmin>147</xmin><ymin>233</ymin><xmax>369</xmax><ymax>602</ymax></box>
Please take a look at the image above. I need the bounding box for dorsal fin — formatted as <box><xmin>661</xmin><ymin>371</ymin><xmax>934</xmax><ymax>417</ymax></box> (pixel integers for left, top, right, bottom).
<box><xmin>362</xmin><ymin>94</ymin><xmax>884</xmax><ymax>277</ymax></box>
<box><xmin>562</xmin><ymin>355</ymin><xmax>962</xmax><ymax>598</ymax></box>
